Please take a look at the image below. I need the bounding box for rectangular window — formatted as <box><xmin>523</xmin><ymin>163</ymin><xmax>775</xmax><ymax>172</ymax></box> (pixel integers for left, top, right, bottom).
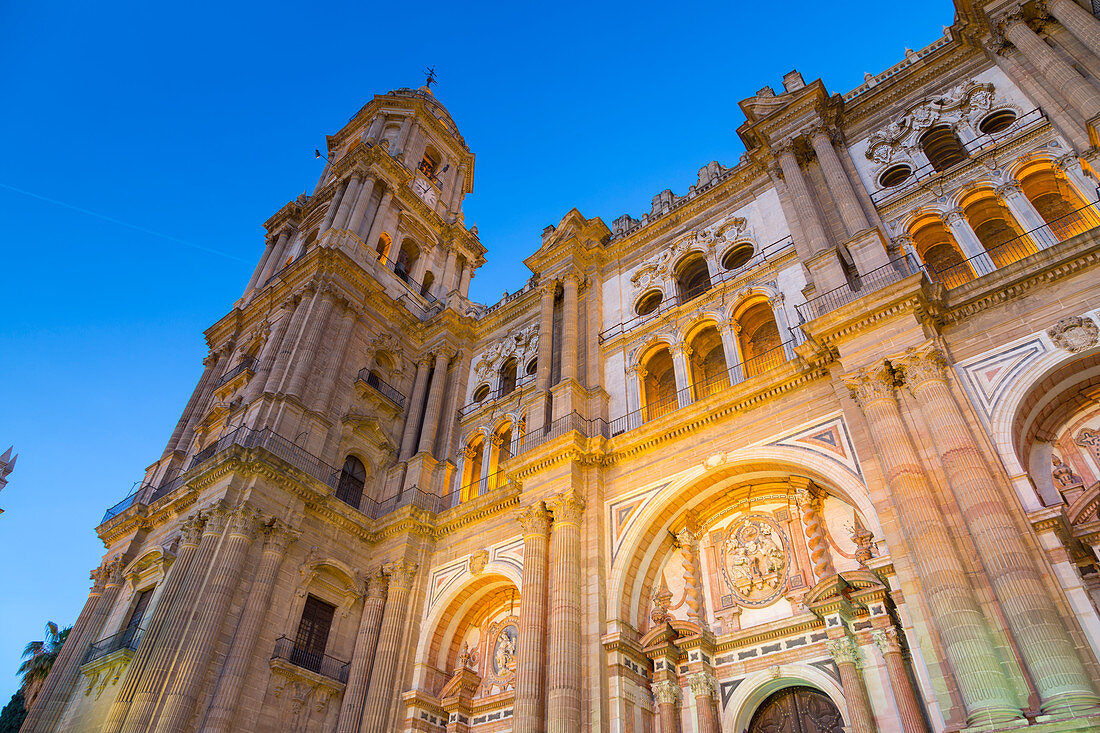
<box><xmin>294</xmin><ymin>595</ymin><xmax>336</xmax><ymax>665</ymax></box>
<box><xmin>125</xmin><ymin>589</ymin><xmax>152</xmax><ymax>630</ymax></box>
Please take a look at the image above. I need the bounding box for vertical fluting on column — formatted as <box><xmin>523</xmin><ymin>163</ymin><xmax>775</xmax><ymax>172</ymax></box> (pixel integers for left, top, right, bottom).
<box><xmin>1050</xmin><ymin>0</ymin><xmax>1100</xmax><ymax>61</ymax></box>
<box><xmin>842</xmin><ymin>364</ymin><xmax>1022</xmax><ymax>726</ymax></box>
<box><xmin>359</xmin><ymin>559</ymin><xmax>417</xmax><ymax>732</ymax></box>
<box><xmin>942</xmin><ymin>210</ymin><xmax>996</xmax><ymax>275</ymax></box>
<box><xmin>871</xmin><ymin>627</ymin><xmax>929</xmax><ymax>733</ymax></box>
<box><xmin>244</xmin><ymin>235</ymin><xmax>275</xmax><ymax>295</ymax></box>
<box><xmin>1003</xmin><ymin>14</ymin><xmax>1100</xmax><ymax>121</ymax></box>
<box><xmin>896</xmin><ymin>344</ymin><xmax>1100</xmax><ymax>715</ymax></box>
<box><xmin>796</xmin><ymin>486</ymin><xmax>836</xmax><ymax>580</ymax></box>
<box><xmin>166</xmin><ymin>351</ymin><xmax>221</xmax><ymax>457</ymax></box>
<box><xmin>651</xmin><ymin>681</ymin><xmax>682</xmax><ymax>733</ymax></box>
<box><xmin>331</xmin><ymin>175</ymin><xmax>361</xmax><ymax>231</ymax></box>
<box><xmin>560</xmin><ymin>274</ymin><xmax>580</xmax><ymax>384</ymax></box>
<box><xmin>283</xmin><ymin>286</ymin><xmax>336</xmax><ymax>400</ymax></box>
<box><xmin>102</xmin><ymin>513</ymin><xmax>205</xmax><ymax>733</ymax></box>
<box><xmin>417</xmin><ymin>350</ymin><xmax>452</xmax><ymax>456</ymax></box>
<box><xmin>675</xmin><ymin>529</ymin><xmax>706</xmax><ymax>629</ymax></box>
<box><xmin>775</xmin><ymin>140</ymin><xmax>830</xmax><ymax>254</ymax></box>
<box><xmin>688</xmin><ymin>673</ymin><xmax>720</xmax><ymax>733</ymax></box>
<box><xmin>826</xmin><ymin>635</ymin><xmax>877</xmax><ymax>733</ymax></box>
<box><xmin>345</xmin><ymin>178</ymin><xmax>376</xmax><ymax>236</ymax></box>
<box><xmin>535</xmin><ymin>282</ymin><xmax>557</xmax><ymax>393</ymax></box>
<box><xmin>313</xmin><ymin>307</ymin><xmax>356</xmax><ymax>414</ymax></box>
<box><xmin>321</xmin><ymin>179</ymin><xmax>349</xmax><ymax>232</ymax></box>
<box><xmin>23</xmin><ymin>557</ymin><xmax>121</xmax><ymax>731</ymax></box>
<box><xmin>809</xmin><ymin>126</ymin><xmax>870</xmax><ymax>237</ymax></box>
<box><xmin>514</xmin><ymin>502</ymin><xmax>552</xmax><ymax>730</ymax></box>
<box><xmin>399</xmin><ymin>357</ymin><xmax>432</xmax><ymax>461</ymax></box>
<box><xmin>202</xmin><ymin>521</ymin><xmax>297</xmax><ymax>733</ymax></box>
<box><xmin>263</xmin><ymin>291</ymin><xmax>312</xmax><ymax>394</ymax></box>
<box><xmin>243</xmin><ymin>306</ymin><xmax>290</xmax><ymax>406</ymax></box>
<box><xmin>121</xmin><ymin>506</ymin><xmax>230</xmax><ymax>733</ymax></box>
<box><xmin>335</xmin><ymin>570</ymin><xmax>389</xmax><ymax>733</ymax></box>
<box><xmin>546</xmin><ymin>490</ymin><xmax>585</xmax><ymax>733</ymax></box>
<box><xmin>257</xmin><ymin>229</ymin><xmax>292</xmax><ymax>287</ymax></box>
<box><xmin>363</xmin><ymin>191</ymin><xmax>393</xmax><ymax>250</ymax></box>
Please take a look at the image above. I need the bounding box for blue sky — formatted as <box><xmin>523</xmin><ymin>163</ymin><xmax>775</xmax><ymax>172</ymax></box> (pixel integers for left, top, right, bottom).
<box><xmin>0</xmin><ymin>0</ymin><xmax>953</xmax><ymax>702</ymax></box>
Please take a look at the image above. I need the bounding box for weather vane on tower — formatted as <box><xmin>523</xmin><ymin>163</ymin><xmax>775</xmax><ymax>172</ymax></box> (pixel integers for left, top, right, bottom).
<box><xmin>424</xmin><ymin>66</ymin><xmax>437</xmax><ymax>89</ymax></box>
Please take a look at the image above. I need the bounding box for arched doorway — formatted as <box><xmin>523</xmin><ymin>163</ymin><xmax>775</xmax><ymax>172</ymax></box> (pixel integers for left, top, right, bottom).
<box><xmin>748</xmin><ymin>685</ymin><xmax>844</xmax><ymax>733</ymax></box>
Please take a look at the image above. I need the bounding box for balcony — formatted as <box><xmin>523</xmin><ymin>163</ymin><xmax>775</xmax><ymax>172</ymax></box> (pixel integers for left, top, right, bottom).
<box><xmin>214</xmin><ymin>356</ymin><xmax>258</xmax><ymax>388</ymax></box>
<box><xmin>795</xmin><ymin>254</ymin><xmax>924</xmax><ymax>323</ymax></box>
<box><xmin>271</xmin><ymin>636</ymin><xmax>349</xmax><ymax>684</ymax></box>
<box><xmin>84</xmin><ymin>627</ymin><xmax>143</xmax><ymax>665</ymax></box>
<box><xmin>458</xmin><ymin>373</ymin><xmax>536</xmax><ymax>419</ymax></box>
<box><xmin>356</xmin><ymin>369</ymin><xmax>406</xmax><ymax>408</ymax></box>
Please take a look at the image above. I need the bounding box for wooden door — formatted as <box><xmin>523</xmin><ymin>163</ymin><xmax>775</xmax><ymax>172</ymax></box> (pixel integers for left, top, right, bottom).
<box><xmin>746</xmin><ymin>685</ymin><xmax>844</xmax><ymax>733</ymax></box>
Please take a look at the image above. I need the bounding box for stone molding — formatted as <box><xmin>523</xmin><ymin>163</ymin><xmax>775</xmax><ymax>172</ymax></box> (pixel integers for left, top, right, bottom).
<box><xmin>385</xmin><ymin>559</ymin><xmax>418</xmax><ymax>590</ymax></box>
<box><xmin>517</xmin><ymin>501</ymin><xmax>552</xmax><ymax>537</ymax></box>
<box><xmin>871</xmin><ymin>626</ymin><xmax>904</xmax><ymax>656</ymax></box>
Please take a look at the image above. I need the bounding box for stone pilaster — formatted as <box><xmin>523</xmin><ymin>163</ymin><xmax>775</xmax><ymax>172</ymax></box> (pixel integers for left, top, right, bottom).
<box><xmin>346</xmin><ymin>177</ymin><xmax>376</xmax><ymax>236</ymax></box>
<box><xmin>688</xmin><ymin>672</ymin><xmax>720</xmax><ymax>733</ymax></box>
<box><xmin>871</xmin><ymin>627</ymin><xmax>928</xmax><ymax>733</ymax></box>
<box><xmin>514</xmin><ymin>502</ymin><xmax>552</xmax><ymax>730</ymax></box>
<box><xmin>1002</xmin><ymin>12</ymin><xmax>1100</xmax><ymax>123</ymax></box>
<box><xmin>263</xmin><ymin>290</ymin><xmax>312</xmax><ymax>395</ymax></box>
<box><xmin>561</xmin><ymin>273</ymin><xmax>581</xmax><ymax>384</ymax></box>
<box><xmin>651</xmin><ymin>680</ymin><xmax>681</xmax><ymax>733</ymax></box>
<box><xmin>336</xmin><ymin>569</ymin><xmax>389</xmax><ymax>733</ymax></box>
<box><xmin>363</xmin><ymin>191</ymin><xmax>393</xmax><ymax>249</ymax></box>
<box><xmin>202</xmin><ymin>520</ymin><xmax>297</xmax><ymax>733</ymax></box>
<box><xmin>809</xmin><ymin>125</ymin><xmax>870</xmax><ymax>238</ymax></box>
<box><xmin>331</xmin><ymin>175</ymin><xmax>361</xmax><ymax>231</ymax></box>
<box><xmin>360</xmin><ymin>559</ymin><xmax>417</xmax><ymax>732</ymax></box>
<box><xmin>399</xmin><ymin>357</ymin><xmax>433</xmax><ymax>461</ymax></box>
<box><xmin>283</xmin><ymin>285</ymin><xmax>336</xmax><ymax>400</ymax></box>
<box><xmin>842</xmin><ymin>364</ymin><xmax>1022</xmax><ymax>726</ymax></box>
<box><xmin>321</xmin><ymin>178</ymin><xmax>349</xmax><ymax>232</ymax></box>
<box><xmin>417</xmin><ymin>349</ymin><xmax>453</xmax><ymax>456</ymax></box>
<box><xmin>536</xmin><ymin>281</ymin><xmax>556</xmax><ymax>393</ymax></box>
<box><xmin>546</xmin><ymin>490</ymin><xmax>584</xmax><ymax>733</ymax></box>
<box><xmin>312</xmin><ymin>306</ymin><xmax>357</xmax><ymax>414</ymax></box>
<box><xmin>896</xmin><ymin>343</ymin><xmax>1100</xmax><ymax>715</ymax></box>
<box><xmin>163</xmin><ymin>352</ymin><xmax>220</xmax><ymax>458</ymax></box>
<box><xmin>826</xmin><ymin>635</ymin><xmax>876</xmax><ymax>733</ymax></box>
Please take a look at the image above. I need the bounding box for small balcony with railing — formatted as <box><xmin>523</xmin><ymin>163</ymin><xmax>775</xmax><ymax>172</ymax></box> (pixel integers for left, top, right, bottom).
<box><xmin>270</xmin><ymin>636</ymin><xmax>349</xmax><ymax>684</ymax></box>
<box><xmin>355</xmin><ymin>368</ymin><xmax>407</xmax><ymax>409</ymax></box>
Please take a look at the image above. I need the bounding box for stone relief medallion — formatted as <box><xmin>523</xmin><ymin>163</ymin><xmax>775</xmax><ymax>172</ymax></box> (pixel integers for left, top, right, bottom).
<box><xmin>720</xmin><ymin>514</ymin><xmax>789</xmax><ymax>608</ymax></box>
<box><xmin>477</xmin><ymin>614</ymin><xmax>519</xmax><ymax>696</ymax></box>
<box><xmin>492</xmin><ymin>623</ymin><xmax>518</xmax><ymax>676</ymax></box>
<box><xmin>1047</xmin><ymin>316</ymin><xmax>1099</xmax><ymax>354</ymax></box>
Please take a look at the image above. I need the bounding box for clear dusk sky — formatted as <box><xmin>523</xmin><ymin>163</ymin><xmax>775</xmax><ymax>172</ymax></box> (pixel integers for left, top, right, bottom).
<box><xmin>0</xmin><ymin>0</ymin><xmax>953</xmax><ymax>703</ymax></box>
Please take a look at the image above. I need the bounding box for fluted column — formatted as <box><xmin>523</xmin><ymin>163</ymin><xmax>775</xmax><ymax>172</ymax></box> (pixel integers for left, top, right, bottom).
<box><xmin>257</xmin><ymin>229</ymin><xmax>292</xmax><ymax>286</ymax></box>
<box><xmin>346</xmin><ymin>177</ymin><xmax>376</xmax><ymax>236</ymax></box>
<box><xmin>675</xmin><ymin>529</ymin><xmax>706</xmax><ymax>629</ymax></box>
<box><xmin>996</xmin><ymin>181</ymin><xmax>1060</xmax><ymax>249</ymax></box>
<box><xmin>775</xmin><ymin>140</ymin><xmax>848</xmax><ymax>291</ymax></box>
<box><xmin>417</xmin><ymin>350</ymin><xmax>452</xmax><ymax>456</ymax></box>
<box><xmin>439</xmin><ymin>248</ymin><xmax>460</xmax><ymax>296</ymax></box>
<box><xmin>842</xmin><ymin>364</ymin><xmax>1021</xmax><ymax>726</ymax></box>
<box><xmin>244</xmin><ymin>307</ymin><xmax>290</xmax><ymax>405</ymax></box>
<box><xmin>335</xmin><ymin>570</ymin><xmax>389</xmax><ymax>733</ymax></box>
<box><xmin>121</xmin><ymin>506</ymin><xmax>230</xmax><ymax>733</ymax></box>
<box><xmin>102</xmin><ymin>514</ymin><xmax>205</xmax><ymax>733</ymax></box>
<box><xmin>546</xmin><ymin>490</ymin><xmax>584</xmax><ymax>732</ymax></box>
<box><xmin>871</xmin><ymin>627</ymin><xmax>929</xmax><ymax>733</ymax></box>
<box><xmin>514</xmin><ymin>502</ymin><xmax>552</xmax><ymax>730</ymax></box>
<box><xmin>796</xmin><ymin>486</ymin><xmax>835</xmax><ymax>580</ymax></box>
<box><xmin>688</xmin><ymin>673</ymin><xmax>720</xmax><ymax>733</ymax></box>
<box><xmin>651</xmin><ymin>681</ymin><xmax>681</xmax><ymax>733</ymax></box>
<box><xmin>718</xmin><ymin>320</ymin><xmax>744</xmax><ymax>384</ymax></box>
<box><xmin>1003</xmin><ymin>13</ymin><xmax>1100</xmax><ymax>121</ymax></box>
<box><xmin>561</xmin><ymin>273</ymin><xmax>580</xmax><ymax>384</ymax></box>
<box><xmin>809</xmin><ymin>126</ymin><xmax>870</xmax><ymax>237</ymax></box>
<box><xmin>201</xmin><ymin>521</ymin><xmax>296</xmax><ymax>733</ymax></box>
<box><xmin>331</xmin><ymin>176</ymin><xmax>361</xmax><ymax>231</ymax></box>
<box><xmin>896</xmin><ymin>343</ymin><xmax>1100</xmax><ymax>715</ymax></box>
<box><xmin>321</xmin><ymin>179</ymin><xmax>349</xmax><ymax>232</ymax></box>
<box><xmin>313</xmin><ymin>307</ymin><xmax>356</xmax><ymax>413</ymax></box>
<box><xmin>399</xmin><ymin>357</ymin><xmax>433</xmax><ymax>460</ymax></box>
<box><xmin>943</xmin><ymin>210</ymin><xmax>996</xmax><ymax>275</ymax></box>
<box><xmin>1053</xmin><ymin>0</ymin><xmax>1100</xmax><ymax>66</ymax></box>
<box><xmin>670</xmin><ymin>344</ymin><xmax>693</xmax><ymax>408</ymax></box>
<box><xmin>153</xmin><ymin>505</ymin><xmax>261</xmax><ymax>733</ymax></box>
<box><xmin>826</xmin><ymin>635</ymin><xmax>876</xmax><ymax>733</ymax></box>
<box><xmin>536</xmin><ymin>282</ymin><xmax>556</xmax><ymax>392</ymax></box>
<box><xmin>244</xmin><ymin>235</ymin><xmax>276</xmax><ymax>295</ymax></box>
<box><xmin>363</xmin><ymin>191</ymin><xmax>393</xmax><ymax>251</ymax></box>
<box><xmin>360</xmin><ymin>559</ymin><xmax>417</xmax><ymax>732</ymax></box>
<box><xmin>264</xmin><ymin>291</ymin><xmax>312</xmax><ymax>394</ymax></box>
<box><xmin>163</xmin><ymin>352</ymin><xmax>220</xmax><ymax>457</ymax></box>
<box><xmin>284</xmin><ymin>287</ymin><xmax>336</xmax><ymax>400</ymax></box>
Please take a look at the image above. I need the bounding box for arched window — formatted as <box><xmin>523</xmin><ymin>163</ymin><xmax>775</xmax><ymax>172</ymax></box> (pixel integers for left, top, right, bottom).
<box><xmin>736</xmin><ymin>300</ymin><xmax>784</xmax><ymax>378</ymax></box>
<box><xmin>460</xmin><ymin>436</ymin><xmax>485</xmax><ymax>502</ymax></box>
<box><xmin>910</xmin><ymin>215</ymin><xmax>973</xmax><ymax>288</ymax></box>
<box><xmin>920</xmin><ymin>125</ymin><xmax>968</xmax><ymax>172</ymax></box>
<box><xmin>676</xmin><ymin>254</ymin><xmax>712</xmax><ymax>303</ymax></box>
<box><xmin>395</xmin><ymin>239</ymin><xmax>420</xmax><ymax>282</ymax></box>
<box><xmin>334</xmin><ymin>456</ymin><xmax>366</xmax><ymax>509</ymax></box>
<box><xmin>499</xmin><ymin>358</ymin><xmax>518</xmax><ymax>397</ymax></box>
<box><xmin>687</xmin><ymin>323</ymin><xmax>729</xmax><ymax>398</ymax></box>
<box><xmin>635</xmin><ymin>290</ymin><xmax>664</xmax><ymax>316</ymax></box>
<box><xmin>960</xmin><ymin>190</ymin><xmax>1031</xmax><ymax>268</ymax></box>
<box><xmin>376</xmin><ymin>233</ymin><xmax>392</xmax><ymax>264</ymax></box>
<box><xmin>488</xmin><ymin>422</ymin><xmax>513</xmax><ymax>490</ymax></box>
<box><xmin>420</xmin><ymin>271</ymin><xmax>435</xmax><ymax>298</ymax></box>
<box><xmin>1018</xmin><ymin>161</ymin><xmax>1100</xmax><ymax>241</ymax></box>
<box><xmin>472</xmin><ymin>384</ymin><xmax>491</xmax><ymax>403</ymax></box>
<box><xmin>640</xmin><ymin>346</ymin><xmax>678</xmax><ymax>421</ymax></box>
<box><xmin>419</xmin><ymin>147</ymin><xmax>441</xmax><ymax>178</ymax></box>
<box><xmin>525</xmin><ymin>358</ymin><xmax>538</xmax><ymax>377</ymax></box>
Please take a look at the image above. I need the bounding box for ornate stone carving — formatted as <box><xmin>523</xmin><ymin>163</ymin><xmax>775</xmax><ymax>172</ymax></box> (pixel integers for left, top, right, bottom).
<box><xmin>366</xmin><ymin>568</ymin><xmax>389</xmax><ymax>600</ymax></box>
<box><xmin>548</xmin><ymin>490</ymin><xmax>585</xmax><ymax>526</ymax></box>
<box><xmin>227</xmin><ymin>503</ymin><xmax>262</xmax><ymax>538</ymax></box>
<box><xmin>895</xmin><ymin>342</ymin><xmax>949</xmax><ymax>390</ymax></box>
<box><xmin>842</xmin><ymin>362</ymin><xmax>898</xmax><ymax>408</ymax></box>
<box><xmin>517</xmin><ymin>501</ymin><xmax>552</xmax><ymax>537</ymax></box>
<box><xmin>471</xmin><ymin>324</ymin><xmax>539</xmax><ymax>385</ymax></box>
<box><xmin>385</xmin><ymin>559</ymin><xmax>418</xmax><ymax>589</ymax></box>
<box><xmin>263</xmin><ymin>520</ymin><xmax>299</xmax><ymax>556</ymax></box>
<box><xmin>650</xmin><ymin>575</ymin><xmax>673</xmax><ymax>624</ymax></box>
<box><xmin>180</xmin><ymin>512</ymin><xmax>206</xmax><ymax>546</ymax></box>
<box><xmin>457</xmin><ymin>641</ymin><xmax>475</xmax><ymax>670</ymax></box>
<box><xmin>1076</xmin><ymin>428</ymin><xmax>1100</xmax><ymax>462</ymax></box>
<box><xmin>1052</xmin><ymin>454</ymin><xmax>1083</xmax><ymax>488</ymax></box>
<box><xmin>468</xmin><ymin>549</ymin><xmax>489</xmax><ymax>576</ymax></box>
<box><xmin>871</xmin><ymin>626</ymin><xmax>903</xmax><ymax>656</ymax></box>
<box><xmin>687</xmin><ymin>672</ymin><xmax>718</xmax><ymax>699</ymax></box>
<box><xmin>202</xmin><ymin>504</ymin><xmax>231</xmax><ymax>537</ymax></box>
<box><xmin>492</xmin><ymin>623</ymin><xmax>518</xmax><ymax>677</ymax></box>
<box><xmin>851</xmin><ymin>527</ymin><xmax>877</xmax><ymax>568</ymax></box>
<box><xmin>719</xmin><ymin>514</ymin><xmax>789</xmax><ymax>607</ymax></box>
<box><xmin>1047</xmin><ymin>316</ymin><xmax>1099</xmax><ymax>353</ymax></box>
<box><xmin>826</xmin><ymin>635</ymin><xmax>863</xmax><ymax>667</ymax></box>
<box><xmin>651</xmin><ymin>680</ymin><xmax>681</xmax><ymax>706</ymax></box>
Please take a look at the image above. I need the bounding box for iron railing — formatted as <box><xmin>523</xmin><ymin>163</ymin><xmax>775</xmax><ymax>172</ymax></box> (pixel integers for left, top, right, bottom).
<box><xmin>356</xmin><ymin>369</ymin><xmax>406</xmax><ymax>407</ymax></box>
<box><xmin>84</xmin><ymin>626</ymin><xmax>143</xmax><ymax>665</ymax></box>
<box><xmin>795</xmin><ymin>253</ymin><xmax>924</xmax><ymax>323</ymax></box>
<box><xmin>215</xmin><ymin>356</ymin><xmax>258</xmax><ymax>388</ymax></box>
<box><xmin>271</xmin><ymin>636</ymin><xmax>349</xmax><ymax>684</ymax></box>
<box><xmin>101</xmin><ymin>490</ymin><xmax>140</xmax><ymax>524</ymax></box>
<box><xmin>452</xmin><ymin>471</ymin><xmax>510</xmax><ymax>505</ymax></box>
<box><xmin>459</xmin><ymin>373</ymin><xmax>537</xmax><ymax>418</ymax></box>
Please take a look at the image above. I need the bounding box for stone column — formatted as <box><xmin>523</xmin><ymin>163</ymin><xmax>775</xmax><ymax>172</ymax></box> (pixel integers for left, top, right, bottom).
<box><xmin>313</xmin><ymin>307</ymin><xmax>356</xmax><ymax>414</ymax></box>
<box><xmin>417</xmin><ymin>350</ymin><xmax>452</xmax><ymax>456</ymax></box>
<box><xmin>561</xmin><ymin>273</ymin><xmax>581</xmax><ymax>384</ymax></box>
<box><xmin>1003</xmin><ymin>14</ymin><xmax>1100</xmax><ymax>121</ymax></box>
<box><xmin>809</xmin><ymin>126</ymin><xmax>870</xmax><ymax>237</ymax></box>
<box><xmin>826</xmin><ymin>635</ymin><xmax>876</xmax><ymax>733</ymax></box>
<box><xmin>651</xmin><ymin>680</ymin><xmax>682</xmax><ymax>733</ymax></box>
<box><xmin>257</xmin><ymin>229</ymin><xmax>292</xmax><ymax>286</ymax></box>
<box><xmin>163</xmin><ymin>352</ymin><xmax>220</xmax><ymax>457</ymax></box>
<box><xmin>996</xmin><ymin>181</ymin><xmax>1060</xmax><ymax>249</ymax></box>
<box><xmin>398</xmin><ymin>357</ymin><xmax>432</xmax><ymax>460</ymax></box>
<box><xmin>360</xmin><ymin>559</ymin><xmax>417</xmax><ymax>733</ymax></box>
<box><xmin>202</xmin><ymin>522</ymin><xmax>296</xmax><ymax>733</ymax></box>
<box><xmin>331</xmin><ymin>175</ymin><xmax>361</xmax><ymax>231</ymax></box>
<box><xmin>670</xmin><ymin>344</ymin><xmax>693</xmax><ymax>409</ymax></box>
<box><xmin>842</xmin><ymin>363</ymin><xmax>1022</xmax><ymax>726</ymax></box>
<box><xmin>871</xmin><ymin>627</ymin><xmax>929</xmax><ymax>733</ymax></box>
<box><xmin>335</xmin><ymin>570</ymin><xmax>389</xmax><ymax>733</ymax></box>
<box><xmin>243</xmin><ymin>306</ymin><xmax>290</xmax><ymax>406</ymax></box>
<box><xmin>943</xmin><ymin>210</ymin><xmax>997</xmax><ymax>275</ymax></box>
<box><xmin>244</xmin><ymin>235</ymin><xmax>276</xmax><ymax>295</ymax></box>
<box><xmin>363</xmin><ymin>191</ymin><xmax>393</xmax><ymax>253</ymax></box>
<box><xmin>321</xmin><ymin>179</ymin><xmax>349</xmax><ymax>232</ymax></box>
<box><xmin>102</xmin><ymin>513</ymin><xmax>205</xmax><ymax>733</ymax></box>
<box><xmin>675</xmin><ymin>529</ymin><xmax>706</xmax><ymax>629</ymax></box>
<box><xmin>897</xmin><ymin>344</ymin><xmax>1100</xmax><ymax>715</ymax></box>
<box><xmin>1050</xmin><ymin>0</ymin><xmax>1100</xmax><ymax>68</ymax></box>
<box><xmin>24</xmin><ymin>556</ymin><xmax>123</xmax><ymax>731</ymax></box>
<box><xmin>514</xmin><ymin>502</ymin><xmax>553</xmax><ymax>730</ymax></box>
<box><xmin>284</xmin><ymin>287</ymin><xmax>336</xmax><ymax>400</ymax></box>
<box><xmin>346</xmin><ymin>177</ymin><xmax>376</xmax><ymax>237</ymax></box>
<box><xmin>153</xmin><ymin>505</ymin><xmax>262</xmax><ymax>733</ymax></box>
<box><xmin>439</xmin><ymin>248</ymin><xmax>460</xmax><ymax>297</ymax></box>
<box><xmin>688</xmin><ymin>673</ymin><xmax>720</xmax><ymax>733</ymax></box>
<box><xmin>480</xmin><ymin>434</ymin><xmax>501</xmax><ymax>494</ymax></box>
<box><xmin>536</xmin><ymin>282</ymin><xmax>556</xmax><ymax>392</ymax></box>
<box><xmin>120</xmin><ymin>506</ymin><xmax>230</xmax><ymax>733</ymax></box>
<box><xmin>796</xmin><ymin>486</ymin><xmax>836</xmax><ymax>580</ymax></box>
<box><xmin>264</xmin><ymin>290</ymin><xmax>313</xmax><ymax>394</ymax></box>
<box><xmin>546</xmin><ymin>490</ymin><xmax>584</xmax><ymax>732</ymax></box>
<box><xmin>775</xmin><ymin>140</ymin><xmax>848</xmax><ymax>292</ymax></box>
<box><xmin>458</xmin><ymin>265</ymin><xmax>473</xmax><ymax>296</ymax></box>
<box><xmin>718</xmin><ymin>320</ymin><xmax>745</xmax><ymax>384</ymax></box>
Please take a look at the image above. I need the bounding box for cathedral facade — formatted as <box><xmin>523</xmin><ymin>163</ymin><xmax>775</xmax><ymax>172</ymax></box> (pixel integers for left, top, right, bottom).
<box><xmin>22</xmin><ymin>1</ymin><xmax>1100</xmax><ymax>731</ymax></box>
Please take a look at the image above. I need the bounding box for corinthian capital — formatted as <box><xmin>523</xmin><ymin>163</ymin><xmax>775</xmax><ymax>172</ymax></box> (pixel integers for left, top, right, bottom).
<box><xmin>687</xmin><ymin>672</ymin><xmax>718</xmax><ymax>699</ymax></box>
<box><xmin>202</xmin><ymin>504</ymin><xmax>231</xmax><ymax>536</ymax></box>
<box><xmin>871</xmin><ymin>626</ymin><xmax>903</xmax><ymax>656</ymax></box>
<box><xmin>894</xmin><ymin>341</ymin><xmax>949</xmax><ymax>390</ymax></box>
<box><xmin>227</xmin><ymin>503</ymin><xmax>263</xmax><ymax>539</ymax></box>
<box><xmin>263</xmin><ymin>519</ymin><xmax>299</xmax><ymax>556</ymax></box>
<box><xmin>517</xmin><ymin>501</ymin><xmax>552</xmax><ymax>537</ymax></box>
<box><xmin>840</xmin><ymin>361</ymin><xmax>898</xmax><ymax>408</ymax></box>
<box><xmin>385</xmin><ymin>558</ymin><xmax>418</xmax><ymax>589</ymax></box>
<box><xmin>366</xmin><ymin>567</ymin><xmax>389</xmax><ymax>600</ymax></box>
<box><xmin>651</xmin><ymin>680</ymin><xmax>681</xmax><ymax>706</ymax></box>
<box><xmin>773</xmin><ymin>137</ymin><xmax>798</xmax><ymax>158</ymax></box>
<box><xmin>548</xmin><ymin>489</ymin><xmax>586</xmax><ymax>526</ymax></box>
<box><xmin>826</xmin><ymin>635</ymin><xmax>863</xmax><ymax>667</ymax></box>
<box><xmin>180</xmin><ymin>512</ymin><xmax>207</xmax><ymax>546</ymax></box>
